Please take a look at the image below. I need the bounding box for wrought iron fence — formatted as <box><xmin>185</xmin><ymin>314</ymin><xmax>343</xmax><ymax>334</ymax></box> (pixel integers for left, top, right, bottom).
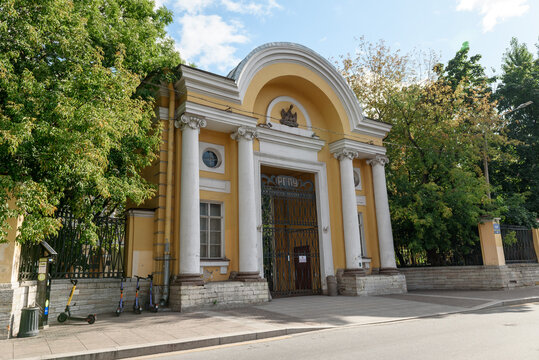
<box><xmin>396</xmin><ymin>243</ymin><xmax>483</xmax><ymax>267</ymax></box>
<box><xmin>18</xmin><ymin>211</ymin><xmax>125</xmax><ymax>280</ymax></box>
<box><xmin>501</xmin><ymin>225</ymin><xmax>537</xmax><ymax>264</ymax></box>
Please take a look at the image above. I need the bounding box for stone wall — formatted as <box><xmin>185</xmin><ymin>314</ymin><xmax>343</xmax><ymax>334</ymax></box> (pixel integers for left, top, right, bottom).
<box><xmin>401</xmin><ymin>264</ymin><xmax>539</xmax><ymax>290</ymax></box>
<box><xmin>1</xmin><ymin>278</ymin><xmax>150</xmax><ymax>339</ymax></box>
<box><xmin>337</xmin><ymin>274</ymin><xmax>407</xmax><ymax>296</ymax></box>
<box><xmin>169</xmin><ymin>281</ymin><xmax>269</xmax><ymax>311</ymax></box>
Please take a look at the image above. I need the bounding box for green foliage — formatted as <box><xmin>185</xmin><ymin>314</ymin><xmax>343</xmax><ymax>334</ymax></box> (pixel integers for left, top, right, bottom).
<box><xmin>0</xmin><ymin>0</ymin><xmax>182</xmax><ymax>244</ymax></box>
<box><xmin>502</xmin><ymin>231</ymin><xmax>518</xmax><ymax>246</ymax></box>
<box><xmin>491</xmin><ymin>38</ymin><xmax>538</xmax><ymax>220</ymax></box>
<box><xmin>339</xmin><ymin>39</ymin><xmax>502</xmax><ymax>265</ymax></box>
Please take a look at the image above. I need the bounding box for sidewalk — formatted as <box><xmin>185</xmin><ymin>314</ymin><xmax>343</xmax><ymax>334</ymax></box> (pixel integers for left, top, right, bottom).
<box><xmin>2</xmin><ymin>287</ymin><xmax>538</xmax><ymax>360</ymax></box>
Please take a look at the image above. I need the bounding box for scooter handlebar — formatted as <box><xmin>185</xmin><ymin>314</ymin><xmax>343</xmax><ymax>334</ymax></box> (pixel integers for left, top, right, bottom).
<box><xmin>70</xmin><ymin>279</ymin><xmax>78</xmax><ymax>285</ymax></box>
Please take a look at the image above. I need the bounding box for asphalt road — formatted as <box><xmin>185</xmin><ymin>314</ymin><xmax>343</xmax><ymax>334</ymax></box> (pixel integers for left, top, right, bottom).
<box><xmin>133</xmin><ymin>302</ymin><xmax>539</xmax><ymax>360</ymax></box>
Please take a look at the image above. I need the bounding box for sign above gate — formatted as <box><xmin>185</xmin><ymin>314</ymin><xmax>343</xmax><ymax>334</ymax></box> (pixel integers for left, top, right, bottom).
<box><xmin>276</xmin><ymin>175</ymin><xmax>299</xmax><ymax>188</ymax></box>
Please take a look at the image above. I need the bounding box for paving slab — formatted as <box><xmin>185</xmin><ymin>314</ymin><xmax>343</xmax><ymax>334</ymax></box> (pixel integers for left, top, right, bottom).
<box><xmin>1</xmin><ymin>286</ymin><xmax>537</xmax><ymax>360</ymax></box>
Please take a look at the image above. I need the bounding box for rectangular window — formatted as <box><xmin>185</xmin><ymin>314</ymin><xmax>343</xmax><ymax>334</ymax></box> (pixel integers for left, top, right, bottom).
<box><xmin>200</xmin><ymin>202</ymin><xmax>223</xmax><ymax>259</ymax></box>
<box><xmin>358</xmin><ymin>212</ymin><xmax>366</xmax><ymax>256</ymax></box>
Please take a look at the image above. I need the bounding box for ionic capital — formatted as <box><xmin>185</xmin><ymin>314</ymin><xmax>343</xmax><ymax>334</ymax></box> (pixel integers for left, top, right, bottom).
<box><xmin>367</xmin><ymin>155</ymin><xmax>389</xmax><ymax>167</ymax></box>
<box><xmin>231</xmin><ymin>126</ymin><xmax>258</xmax><ymax>141</ymax></box>
<box><xmin>175</xmin><ymin>114</ymin><xmax>207</xmax><ymax>130</ymax></box>
<box><xmin>333</xmin><ymin>149</ymin><xmax>359</xmax><ymax>161</ymax></box>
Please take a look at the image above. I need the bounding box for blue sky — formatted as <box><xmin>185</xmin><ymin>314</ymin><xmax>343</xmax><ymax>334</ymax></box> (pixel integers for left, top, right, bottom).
<box><xmin>155</xmin><ymin>0</ymin><xmax>538</xmax><ymax>77</ymax></box>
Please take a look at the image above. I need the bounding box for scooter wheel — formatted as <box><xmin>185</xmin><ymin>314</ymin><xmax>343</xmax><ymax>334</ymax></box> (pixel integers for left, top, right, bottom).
<box><xmin>134</xmin><ymin>307</ymin><xmax>142</xmax><ymax>314</ymax></box>
<box><xmin>57</xmin><ymin>312</ymin><xmax>68</xmax><ymax>323</ymax></box>
<box><xmin>150</xmin><ymin>305</ymin><xmax>158</xmax><ymax>313</ymax></box>
<box><xmin>115</xmin><ymin>308</ymin><xmax>122</xmax><ymax>317</ymax></box>
<box><xmin>87</xmin><ymin>314</ymin><xmax>96</xmax><ymax>324</ymax></box>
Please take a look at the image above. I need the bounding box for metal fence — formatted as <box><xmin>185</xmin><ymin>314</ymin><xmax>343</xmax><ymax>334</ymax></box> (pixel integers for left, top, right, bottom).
<box><xmin>18</xmin><ymin>211</ymin><xmax>125</xmax><ymax>280</ymax></box>
<box><xmin>501</xmin><ymin>225</ymin><xmax>537</xmax><ymax>264</ymax></box>
<box><xmin>396</xmin><ymin>243</ymin><xmax>483</xmax><ymax>267</ymax></box>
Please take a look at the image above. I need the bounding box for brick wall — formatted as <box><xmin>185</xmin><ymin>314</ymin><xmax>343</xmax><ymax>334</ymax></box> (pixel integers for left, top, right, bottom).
<box><xmin>1</xmin><ymin>278</ymin><xmax>150</xmax><ymax>339</ymax></box>
<box><xmin>169</xmin><ymin>281</ymin><xmax>269</xmax><ymax>311</ymax></box>
<box><xmin>400</xmin><ymin>264</ymin><xmax>539</xmax><ymax>290</ymax></box>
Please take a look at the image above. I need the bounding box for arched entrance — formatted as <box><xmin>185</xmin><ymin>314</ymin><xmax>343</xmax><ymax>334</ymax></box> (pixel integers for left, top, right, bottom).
<box><xmin>261</xmin><ymin>168</ymin><xmax>321</xmax><ymax>297</ymax></box>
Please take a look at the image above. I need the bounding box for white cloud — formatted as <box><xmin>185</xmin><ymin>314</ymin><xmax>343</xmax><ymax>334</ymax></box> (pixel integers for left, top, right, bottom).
<box><xmin>163</xmin><ymin>0</ymin><xmax>282</xmax><ymax>72</ymax></box>
<box><xmin>456</xmin><ymin>0</ymin><xmax>530</xmax><ymax>32</ymax></box>
<box><xmin>178</xmin><ymin>14</ymin><xmax>249</xmax><ymax>72</ymax></box>
<box><xmin>173</xmin><ymin>0</ymin><xmax>215</xmax><ymax>14</ymax></box>
<box><xmin>220</xmin><ymin>0</ymin><xmax>282</xmax><ymax>15</ymax></box>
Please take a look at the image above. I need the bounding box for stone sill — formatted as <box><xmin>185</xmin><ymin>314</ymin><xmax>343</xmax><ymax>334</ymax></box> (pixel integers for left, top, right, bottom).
<box><xmin>200</xmin><ymin>259</ymin><xmax>230</xmax><ymax>274</ymax></box>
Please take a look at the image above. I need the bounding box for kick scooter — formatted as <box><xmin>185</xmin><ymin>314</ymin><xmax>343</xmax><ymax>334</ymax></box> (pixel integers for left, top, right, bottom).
<box><xmin>57</xmin><ymin>279</ymin><xmax>96</xmax><ymax>324</ymax></box>
<box><xmin>146</xmin><ymin>274</ymin><xmax>159</xmax><ymax>313</ymax></box>
<box><xmin>115</xmin><ymin>277</ymin><xmax>126</xmax><ymax>316</ymax></box>
<box><xmin>133</xmin><ymin>275</ymin><xmax>143</xmax><ymax>314</ymax></box>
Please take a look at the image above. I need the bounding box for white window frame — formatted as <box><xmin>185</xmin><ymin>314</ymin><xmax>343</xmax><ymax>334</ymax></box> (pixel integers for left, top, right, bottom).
<box><xmin>200</xmin><ymin>201</ymin><xmax>225</xmax><ymax>259</ymax></box>
<box><xmin>199</xmin><ymin>142</ymin><xmax>225</xmax><ymax>174</ymax></box>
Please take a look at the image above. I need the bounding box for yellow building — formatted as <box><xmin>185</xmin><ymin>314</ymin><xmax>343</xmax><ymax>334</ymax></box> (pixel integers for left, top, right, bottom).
<box><xmin>127</xmin><ymin>43</ymin><xmax>406</xmax><ymax>310</ymax></box>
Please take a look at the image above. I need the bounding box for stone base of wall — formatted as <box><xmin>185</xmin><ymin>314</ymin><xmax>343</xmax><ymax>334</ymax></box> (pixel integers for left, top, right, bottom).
<box><xmin>0</xmin><ymin>278</ymin><xmax>149</xmax><ymax>339</ymax></box>
<box><xmin>337</xmin><ymin>274</ymin><xmax>407</xmax><ymax>296</ymax></box>
<box><xmin>400</xmin><ymin>264</ymin><xmax>539</xmax><ymax>290</ymax></box>
<box><xmin>169</xmin><ymin>280</ymin><xmax>270</xmax><ymax>312</ymax></box>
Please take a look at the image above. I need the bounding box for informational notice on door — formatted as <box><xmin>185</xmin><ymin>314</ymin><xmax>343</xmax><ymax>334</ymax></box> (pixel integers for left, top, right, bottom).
<box><xmin>299</xmin><ymin>255</ymin><xmax>307</xmax><ymax>263</ymax></box>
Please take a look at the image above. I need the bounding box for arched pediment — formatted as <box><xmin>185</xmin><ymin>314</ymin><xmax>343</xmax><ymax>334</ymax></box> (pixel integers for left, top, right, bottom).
<box><xmin>227</xmin><ymin>43</ymin><xmax>390</xmax><ymax>138</ymax></box>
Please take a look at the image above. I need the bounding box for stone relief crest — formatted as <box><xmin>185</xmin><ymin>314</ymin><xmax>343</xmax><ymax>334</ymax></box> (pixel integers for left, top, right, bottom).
<box><xmin>279</xmin><ymin>104</ymin><xmax>298</xmax><ymax>128</ymax></box>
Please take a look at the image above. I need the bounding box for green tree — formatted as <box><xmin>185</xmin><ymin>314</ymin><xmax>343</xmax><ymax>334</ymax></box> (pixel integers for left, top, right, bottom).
<box><xmin>491</xmin><ymin>38</ymin><xmax>538</xmax><ymax>225</ymax></box>
<box><xmin>0</xmin><ymin>0</ymin><xmax>181</xmax><ymax>244</ymax></box>
<box><xmin>339</xmin><ymin>40</ymin><xmax>499</xmax><ymax>265</ymax></box>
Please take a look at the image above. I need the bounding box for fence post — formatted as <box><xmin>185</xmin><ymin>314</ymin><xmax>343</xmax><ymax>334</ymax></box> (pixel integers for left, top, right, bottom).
<box><xmin>532</xmin><ymin>223</ymin><xmax>539</xmax><ymax>262</ymax></box>
<box><xmin>0</xmin><ymin>198</ymin><xmax>23</xmax><ymax>338</ymax></box>
<box><xmin>478</xmin><ymin>217</ymin><xmax>505</xmax><ymax>266</ymax></box>
<box><xmin>0</xmin><ymin>198</ymin><xmax>23</xmax><ymax>284</ymax></box>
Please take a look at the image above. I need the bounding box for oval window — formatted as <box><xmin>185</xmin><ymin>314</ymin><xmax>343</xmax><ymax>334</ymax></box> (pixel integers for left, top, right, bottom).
<box><xmin>202</xmin><ymin>150</ymin><xmax>220</xmax><ymax>168</ymax></box>
<box><xmin>353</xmin><ymin>170</ymin><xmax>360</xmax><ymax>188</ymax></box>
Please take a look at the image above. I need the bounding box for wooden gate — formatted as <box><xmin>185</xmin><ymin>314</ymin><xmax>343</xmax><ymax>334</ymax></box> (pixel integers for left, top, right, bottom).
<box><xmin>261</xmin><ymin>174</ymin><xmax>321</xmax><ymax>297</ymax></box>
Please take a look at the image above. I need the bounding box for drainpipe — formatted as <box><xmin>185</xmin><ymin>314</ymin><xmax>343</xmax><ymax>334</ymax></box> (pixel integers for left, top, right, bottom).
<box><xmin>161</xmin><ymin>82</ymin><xmax>175</xmax><ymax>305</ymax></box>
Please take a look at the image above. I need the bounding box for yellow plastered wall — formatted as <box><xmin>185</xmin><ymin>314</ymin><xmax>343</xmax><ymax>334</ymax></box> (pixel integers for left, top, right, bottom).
<box><xmin>125</xmin><ymin>212</ymin><xmax>155</xmax><ymax>278</ymax></box>
<box><xmin>355</xmin><ymin>159</ymin><xmax>381</xmax><ymax>271</ymax></box>
<box><xmin>192</xmin><ymin>129</ymin><xmax>238</xmax><ymax>281</ymax></box>
<box><xmin>136</xmin><ymin>61</ymin><xmax>387</xmax><ymax>281</ymax></box>
<box><xmin>0</xmin><ymin>198</ymin><xmax>22</xmax><ymax>283</ymax></box>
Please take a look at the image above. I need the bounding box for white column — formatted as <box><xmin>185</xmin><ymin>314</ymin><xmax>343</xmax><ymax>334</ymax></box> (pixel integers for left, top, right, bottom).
<box><xmin>368</xmin><ymin>155</ymin><xmax>398</xmax><ymax>274</ymax></box>
<box><xmin>231</xmin><ymin>126</ymin><xmax>260</xmax><ymax>280</ymax></box>
<box><xmin>176</xmin><ymin>114</ymin><xmax>206</xmax><ymax>282</ymax></box>
<box><xmin>334</xmin><ymin>149</ymin><xmax>365</xmax><ymax>276</ymax></box>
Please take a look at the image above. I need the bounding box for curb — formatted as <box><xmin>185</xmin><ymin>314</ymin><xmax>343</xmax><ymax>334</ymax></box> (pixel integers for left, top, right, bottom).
<box><xmin>477</xmin><ymin>296</ymin><xmax>539</xmax><ymax>310</ymax></box>
<box><xmin>25</xmin><ymin>327</ymin><xmax>328</xmax><ymax>360</ymax></box>
<box><xmin>16</xmin><ymin>296</ymin><xmax>539</xmax><ymax>360</ymax></box>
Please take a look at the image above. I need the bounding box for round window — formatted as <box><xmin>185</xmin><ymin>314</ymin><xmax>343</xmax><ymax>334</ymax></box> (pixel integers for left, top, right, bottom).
<box><xmin>202</xmin><ymin>150</ymin><xmax>220</xmax><ymax>168</ymax></box>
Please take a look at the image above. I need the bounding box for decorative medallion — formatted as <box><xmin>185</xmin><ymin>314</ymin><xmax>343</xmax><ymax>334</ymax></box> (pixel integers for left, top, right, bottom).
<box><xmin>279</xmin><ymin>105</ymin><xmax>298</xmax><ymax>128</ymax></box>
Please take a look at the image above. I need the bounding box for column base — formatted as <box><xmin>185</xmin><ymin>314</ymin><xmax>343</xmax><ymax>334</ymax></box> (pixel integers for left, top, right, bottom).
<box><xmin>234</xmin><ymin>272</ymin><xmax>264</xmax><ymax>282</ymax></box>
<box><xmin>343</xmin><ymin>268</ymin><xmax>366</xmax><ymax>277</ymax></box>
<box><xmin>379</xmin><ymin>267</ymin><xmax>400</xmax><ymax>275</ymax></box>
<box><xmin>173</xmin><ymin>273</ymin><xmax>204</xmax><ymax>286</ymax></box>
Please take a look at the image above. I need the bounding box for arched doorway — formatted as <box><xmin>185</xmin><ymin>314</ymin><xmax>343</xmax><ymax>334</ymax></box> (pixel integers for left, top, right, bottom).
<box><xmin>261</xmin><ymin>167</ymin><xmax>321</xmax><ymax>297</ymax></box>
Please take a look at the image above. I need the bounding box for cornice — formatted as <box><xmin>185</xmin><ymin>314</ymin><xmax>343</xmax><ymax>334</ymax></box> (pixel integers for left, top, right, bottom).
<box><xmin>176</xmin><ymin>101</ymin><xmax>258</xmax><ymax>133</ymax></box>
<box><xmin>178</xmin><ymin>65</ymin><xmax>240</xmax><ymax>104</ymax></box>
